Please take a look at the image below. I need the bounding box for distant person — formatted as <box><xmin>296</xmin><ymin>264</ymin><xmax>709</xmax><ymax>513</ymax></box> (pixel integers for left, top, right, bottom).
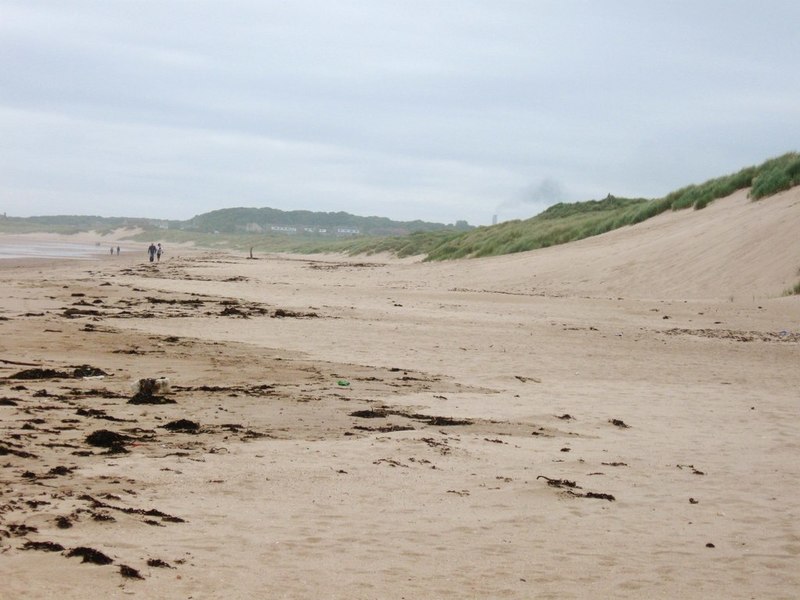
<box><xmin>156</xmin><ymin>243</ymin><xmax>163</xmax><ymax>262</ymax></box>
<box><xmin>148</xmin><ymin>243</ymin><xmax>157</xmax><ymax>263</ymax></box>
<box><xmin>116</xmin><ymin>246</ymin><xmax>120</xmax><ymax>255</ymax></box>
<box><xmin>110</xmin><ymin>247</ymin><xmax>114</xmax><ymax>256</ymax></box>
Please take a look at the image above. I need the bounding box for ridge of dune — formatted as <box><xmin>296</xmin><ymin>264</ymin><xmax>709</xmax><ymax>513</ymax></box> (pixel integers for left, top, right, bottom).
<box><xmin>440</xmin><ymin>187</ymin><xmax>800</xmax><ymax>301</ymax></box>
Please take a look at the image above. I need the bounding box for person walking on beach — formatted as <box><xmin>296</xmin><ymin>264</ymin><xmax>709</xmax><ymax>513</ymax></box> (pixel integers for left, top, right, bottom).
<box><xmin>116</xmin><ymin>246</ymin><xmax>120</xmax><ymax>255</ymax></box>
<box><xmin>156</xmin><ymin>243</ymin><xmax>163</xmax><ymax>262</ymax></box>
<box><xmin>148</xmin><ymin>243</ymin><xmax>157</xmax><ymax>263</ymax></box>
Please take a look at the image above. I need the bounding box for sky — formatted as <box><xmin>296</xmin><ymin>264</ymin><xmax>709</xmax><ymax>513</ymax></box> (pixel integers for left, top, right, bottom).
<box><xmin>1</xmin><ymin>1</ymin><xmax>799</xmax><ymax>226</ymax></box>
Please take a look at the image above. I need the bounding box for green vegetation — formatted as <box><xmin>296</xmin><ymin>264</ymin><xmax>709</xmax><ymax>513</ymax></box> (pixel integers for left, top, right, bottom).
<box><xmin>422</xmin><ymin>196</ymin><xmax>651</xmax><ymax>260</ymax></box>
<box><xmin>122</xmin><ymin>226</ymin><xmax>461</xmax><ymax>258</ymax></box>
<box><xmin>2</xmin><ymin>152</ymin><xmax>797</xmax><ymax>261</ymax></box>
<box><xmin>785</xmin><ymin>281</ymin><xmax>800</xmax><ymax>296</ymax></box>
<box><xmin>750</xmin><ymin>153</ymin><xmax>800</xmax><ymax>199</ymax></box>
<box><xmin>181</xmin><ymin>206</ymin><xmax>471</xmax><ymax>236</ymax></box>
<box><xmin>343</xmin><ymin>151</ymin><xmax>800</xmax><ymax>260</ymax></box>
<box><xmin>0</xmin><ymin>215</ymin><xmax>161</xmax><ymax>236</ymax></box>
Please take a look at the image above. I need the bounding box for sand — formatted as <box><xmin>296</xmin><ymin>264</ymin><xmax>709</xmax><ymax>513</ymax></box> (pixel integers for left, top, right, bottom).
<box><xmin>1</xmin><ymin>189</ymin><xmax>799</xmax><ymax>599</ymax></box>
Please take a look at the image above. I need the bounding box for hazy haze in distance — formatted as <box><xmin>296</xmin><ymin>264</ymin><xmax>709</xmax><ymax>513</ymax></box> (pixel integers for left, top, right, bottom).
<box><xmin>1</xmin><ymin>1</ymin><xmax>798</xmax><ymax>225</ymax></box>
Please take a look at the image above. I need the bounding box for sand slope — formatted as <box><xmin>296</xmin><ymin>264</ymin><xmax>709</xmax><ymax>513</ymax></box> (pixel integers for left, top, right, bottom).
<box><xmin>432</xmin><ymin>187</ymin><xmax>800</xmax><ymax>300</ymax></box>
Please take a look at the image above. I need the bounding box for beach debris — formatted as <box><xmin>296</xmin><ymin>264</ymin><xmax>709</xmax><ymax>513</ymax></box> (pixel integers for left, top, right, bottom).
<box><xmin>62</xmin><ymin>307</ymin><xmax>103</xmax><ymax>318</ymax></box>
<box><xmin>582</xmin><ymin>492</ymin><xmax>616</xmax><ymax>501</ymax></box>
<box><xmin>73</xmin><ymin>365</ymin><xmax>109</xmax><ymax>378</ymax></box>
<box><xmin>609</xmin><ymin>419</ymin><xmax>630</xmax><ymax>428</ymax></box>
<box><xmin>55</xmin><ymin>516</ymin><xmax>73</xmax><ymax>529</ymax></box>
<box><xmin>66</xmin><ymin>546</ymin><xmax>113</xmax><ymax>565</ymax></box>
<box><xmin>119</xmin><ymin>564</ymin><xmax>144</xmax><ymax>579</ymax></box>
<box><xmin>411</xmin><ymin>414</ymin><xmax>472</xmax><ymax>426</ymax></box>
<box><xmin>21</xmin><ymin>541</ymin><xmax>65</xmax><ymax>552</ymax></box>
<box><xmin>0</xmin><ymin>397</ymin><xmax>19</xmax><ymax>405</ymax></box>
<box><xmin>0</xmin><ymin>441</ymin><xmax>38</xmax><ymax>458</ymax></box>
<box><xmin>48</xmin><ymin>466</ymin><xmax>74</xmax><ymax>476</ymax></box>
<box><xmin>373</xmin><ymin>458</ymin><xmax>408</xmax><ymax>468</ymax></box>
<box><xmin>689</xmin><ymin>498</ymin><xmax>699</xmax><ymax>504</ymax></box>
<box><xmin>349</xmin><ymin>409</ymin><xmax>388</xmax><ymax>418</ymax></box>
<box><xmin>664</xmin><ymin>327</ymin><xmax>800</xmax><ymax>343</ymax></box>
<box><xmin>7</xmin><ymin>523</ymin><xmax>38</xmax><ymax>536</ymax></box>
<box><xmin>76</xmin><ymin>407</ymin><xmax>129</xmax><ymax>422</ymax></box>
<box><xmin>7</xmin><ymin>365</ymin><xmax>108</xmax><ymax>380</ymax></box>
<box><xmin>8</xmin><ymin>368</ymin><xmax>71</xmax><ymax>380</ymax></box>
<box><xmin>676</xmin><ymin>464</ymin><xmax>705</xmax><ymax>475</ymax></box>
<box><xmin>537</xmin><ymin>476</ymin><xmax>581</xmax><ymax>489</ymax></box>
<box><xmin>147</xmin><ymin>558</ymin><xmax>174</xmax><ymax>569</ymax></box>
<box><xmin>0</xmin><ymin>358</ymin><xmax>41</xmax><ymax>366</ymax></box>
<box><xmin>705</xmin><ymin>542</ymin><xmax>715</xmax><ymax>548</ymax></box>
<box><xmin>557</xmin><ymin>413</ymin><xmax>573</xmax><ymax>420</ymax></box>
<box><xmin>220</xmin><ymin>305</ymin><xmax>248</xmax><ymax>317</ymax></box>
<box><xmin>537</xmin><ymin>476</ymin><xmax>616</xmax><ymax>501</ymax></box>
<box><xmin>272</xmin><ymin>308</ymin><xmax>319</xmax><ymax>318</ymax></box>
<box><xmin>420</xmin><ymin>437</ymin><xmax>451</xmax><ymax>454</ymax></box>
<box><xmin>132</xmin><ymin>377</ymin><xmax>171</xmax><ymax>395</ymax></box>
<box><xmin>349</xmin><ymin>406</ymin><xmax>469</xmax><ymax>426</ymax></box>
<box><xmin>92</xmin><ymin>512</ymin><xmax>115</xmax><ymax>522</ymax></box>
<box><xmin>85</xmin><ymin>429</ymin><xmax>130</xmax><ymax>453</ymax></box>
<box><xmin>352</xmin><ymin>424</ymin><xmax>415</xmax><ymax>432</ymax></box>
<box><xmin>337</xmin><ymin>379</ymin><xmax>351</xmax><ymax>387</ymax></box>
<box><xmin>162</xmin><ymin>419</ymin><xmax>200</xmax><ymax>433</ymax></box>
<box><xmin>129</xmin><ymin>378</ymin><xmax>175</xmax><ymax>405</ymax></box>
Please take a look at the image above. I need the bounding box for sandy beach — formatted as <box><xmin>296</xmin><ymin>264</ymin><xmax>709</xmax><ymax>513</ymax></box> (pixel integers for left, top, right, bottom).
<box><xmin>1</xmin><ymin>190</ymin><xmax>799</xmax><ymax>599</ymax></box>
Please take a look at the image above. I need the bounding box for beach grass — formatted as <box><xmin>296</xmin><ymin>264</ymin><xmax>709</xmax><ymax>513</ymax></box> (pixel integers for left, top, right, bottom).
<box><xmin>348</xmin><ymin>152</ymin><xmax>800</xmax><ymax>260</ymax></box>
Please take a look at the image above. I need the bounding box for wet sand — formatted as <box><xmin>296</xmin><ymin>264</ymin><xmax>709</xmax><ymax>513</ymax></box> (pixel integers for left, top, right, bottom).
<box><xmin>1</xmin><ymin>191</ymin><xmax>799</xmax><ymax>599</ymax></box>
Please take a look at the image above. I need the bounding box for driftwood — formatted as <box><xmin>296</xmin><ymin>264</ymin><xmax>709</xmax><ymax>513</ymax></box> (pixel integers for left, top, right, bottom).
<box><xmin>0</xmin><ymin>358</ymin><xmax>41</xmax><ymax>367</ymax></box>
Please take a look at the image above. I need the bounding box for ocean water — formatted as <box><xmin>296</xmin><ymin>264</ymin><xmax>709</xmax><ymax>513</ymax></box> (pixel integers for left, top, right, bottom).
<box><xmin>0</xmin><ymin>241</ymin><xmax>112</xmax><ymax>260</ymax></box>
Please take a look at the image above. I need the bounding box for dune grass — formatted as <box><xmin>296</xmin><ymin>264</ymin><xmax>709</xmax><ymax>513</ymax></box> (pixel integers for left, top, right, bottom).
<box><xmin>345</xmin><ymin>152</ymin><xmax>800</xmax><ymax>260</ymax></box>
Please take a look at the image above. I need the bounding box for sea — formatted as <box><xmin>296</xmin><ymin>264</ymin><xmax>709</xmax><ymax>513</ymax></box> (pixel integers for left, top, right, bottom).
<box><xmin>0</xmin><ymin>241</ymin><xmax>112</xmax><ymax>260</ymax></box>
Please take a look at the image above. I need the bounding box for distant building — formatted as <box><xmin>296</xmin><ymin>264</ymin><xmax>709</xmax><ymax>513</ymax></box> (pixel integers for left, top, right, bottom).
<box><xmin>270</xmin><ymin>225</ymin><xmax>298</xmax><ymax>235</ymax></box>
<box><xmin>336</xmin><ymin>227</ymin><xmax>360</xmax><ymax>236</ymax></box>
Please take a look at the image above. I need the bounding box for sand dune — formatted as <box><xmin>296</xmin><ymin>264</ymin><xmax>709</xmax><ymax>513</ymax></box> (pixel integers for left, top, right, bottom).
<box><xmin>429</xmin><ymin>187</ymin><xmax>800</xmax><ymax>301</ymax></box>
<box><xmin>0</xmin><ymin>189</ymin><xmax>798</xmax><ymax>599</ymax></box>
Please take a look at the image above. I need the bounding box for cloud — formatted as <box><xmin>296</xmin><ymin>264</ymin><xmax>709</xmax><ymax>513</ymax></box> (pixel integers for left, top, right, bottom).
<box><xmin>494</xmin><ymin>177</ymin><xmax>568</xmax><ymax>221</ymax></box>
<box><xmin>1</xmin><ymin>1</ymin><xmax>799</xmax><ymax>226</ymax></box>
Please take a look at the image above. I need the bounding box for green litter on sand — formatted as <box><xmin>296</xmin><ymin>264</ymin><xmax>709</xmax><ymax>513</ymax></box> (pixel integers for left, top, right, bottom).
<box><xmin>337</xmin><ymin>379</ymin><xmax>350</xmax><ymax>387</ymax></box>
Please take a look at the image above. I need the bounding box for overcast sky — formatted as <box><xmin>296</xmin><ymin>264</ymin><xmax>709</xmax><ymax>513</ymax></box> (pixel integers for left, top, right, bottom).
<box><xmin>1</xmin><ymin>1</ymin><xmax>798</xmax><ymax>225</ymax></box>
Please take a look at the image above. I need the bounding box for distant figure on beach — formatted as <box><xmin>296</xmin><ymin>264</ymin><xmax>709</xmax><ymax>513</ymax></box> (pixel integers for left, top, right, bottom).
<box><xmin>116</xmin><ymin>246</ymin><xmax>120</xmax><ymax>255</ymax></box>
<box><xmin>156</xmin><ymin>243</ymin><xmax>163</xmax><ymax>262</ymax></box>
<box><xmin>148</xmin><ymin>243</ymin><xmax>157</xmax><ymax>263</ymax></box>
<box><xmin>110</xmin><ymin>247</ymin><xmax>114</xmax><ymax>255</ymax></box>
